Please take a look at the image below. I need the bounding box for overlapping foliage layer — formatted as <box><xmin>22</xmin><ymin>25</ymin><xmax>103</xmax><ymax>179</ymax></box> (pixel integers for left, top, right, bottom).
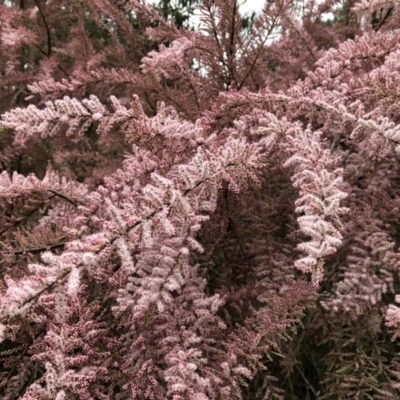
<box><xmin>1</xmin><ymin>0</ymin><xmax>400</xmax><ymax>398</ymax></box>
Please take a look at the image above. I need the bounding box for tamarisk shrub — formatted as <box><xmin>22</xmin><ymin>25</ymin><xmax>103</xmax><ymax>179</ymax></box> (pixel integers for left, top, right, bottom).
<box><xmin>1</xmin><ymin>0</ymin><xmax>400</xmax><ymax>398</ymax></box>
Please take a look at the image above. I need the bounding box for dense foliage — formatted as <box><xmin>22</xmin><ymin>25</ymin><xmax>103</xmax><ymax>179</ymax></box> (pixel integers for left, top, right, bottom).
<box><xmin>1</xmin><ymin>0</ymin><xmax>400</xmax><ymax>398</ymax></box>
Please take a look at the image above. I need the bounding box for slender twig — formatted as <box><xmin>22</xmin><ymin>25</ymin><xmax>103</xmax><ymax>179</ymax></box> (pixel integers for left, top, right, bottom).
<box><xmin>295</xmin><ymin>362</ymin><xmax>318</xmax><ymax>398</ymax></box>
<box><xmin>0</xmin><ymin>242</ymin><xmax>66</xmax><ymax>255</ymax></box>
<box><xmin>48</xmin><ymin>189</ymin><xmax>78</xmax><ymax>207</ymax></box>
<box><xmin>33</xmin><ymin>0</ymin><xmax>52</xmax><ymax>56</ymax></box>
<box><xmin>0</xmin><ymin>195</ymin><xmax>55</xmax><ymax>237</ymax></box>
<box><xmin>238</xmin><ymin>12</ymin><xmax>281</xmax><ymax>90</ymax></box>
<box><xmin>0</xmin><ymin>268</ymin><xmax>71</xmax><ymax>324</ymax></box>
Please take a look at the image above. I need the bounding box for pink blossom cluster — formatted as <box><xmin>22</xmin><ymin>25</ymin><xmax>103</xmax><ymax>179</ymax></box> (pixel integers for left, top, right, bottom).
<box><xmin>1</xmin><ymin>0</ymin><xmax>400</xmax><ymax>398</ymax></box>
